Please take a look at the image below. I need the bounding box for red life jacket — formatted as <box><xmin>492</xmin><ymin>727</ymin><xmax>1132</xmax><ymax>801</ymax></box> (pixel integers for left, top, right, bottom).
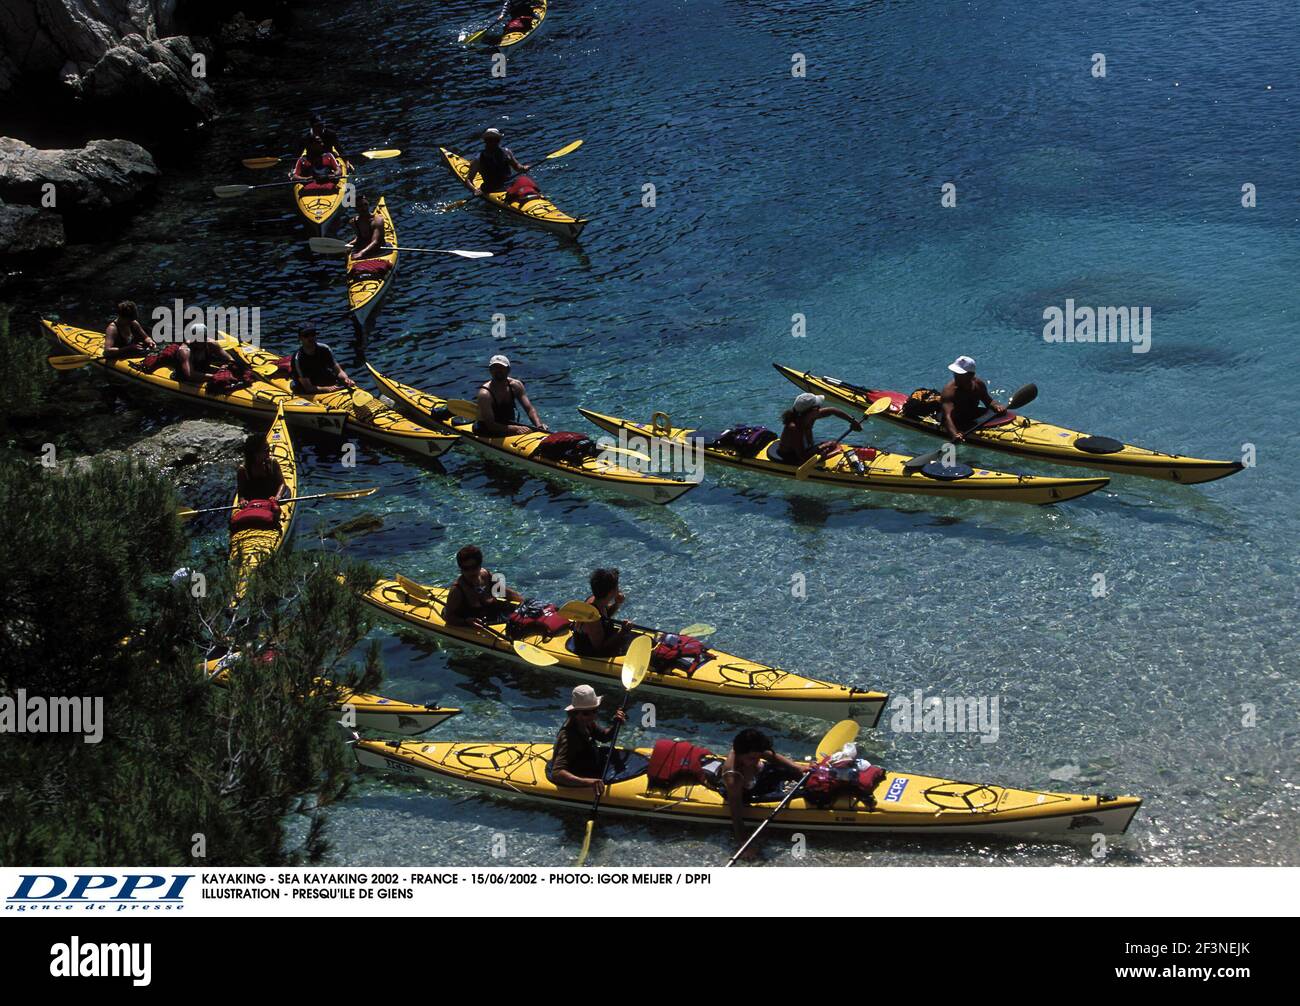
<box><xmin>651</xmin><ymin>633</ymin><xmax>709</xmax><ymax>674</ymax></box>
<box><xmin>136</xmin><ymin>343</ymin><xmax>184</xmax><ymax>373</ymax></box>
<box><xmin>507</xmin><ymin>175</ymin><xmax>541</xmax><ymax>202</ymax></box>
<box><xmin>505</xmin><ymin>600</ymin><xmax>571</xmax><ymax>639</ymax></box>
<box><xmin>647</xmin><ymin>739</ymin><xmax>715</xmax><ymax>787</ymax></box>
<box><xmin>229</xmin><ymin>498</ymin><xmax>281</xmax><ymax>531</ymax></box>
<box><xmin>349</xmin><ymin>258</ymin><xmax>392</xmax><ymax>275</ymax></box>
<box><xmin>803</xmin><ymin>756</ymin><xmax>887</xmax><ymax>807</ymax></box>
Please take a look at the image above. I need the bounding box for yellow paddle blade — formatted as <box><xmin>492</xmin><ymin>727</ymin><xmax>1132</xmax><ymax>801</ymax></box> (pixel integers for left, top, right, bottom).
<box><xmin>865</xmin><ymin>397</ymin><xmax>892</xmax><ymax>416</ymax></box>
<box><xmin>575</xmin><ymin>819</ymin><xmax>594</xmax><ymax>866</ymax></box>
<box><xmin>395</xmin><ymin>573</ymin><xmax>433</xmax><ymax>603</ymax></box>
<box><xmin>677</xmin><ymin>623</ymin><xmax>716</xmax><ymax>638</ymax></box>
<box><xmin>794</xmin><ymin>450</ymin><xmax>823</xmax><ymax>480</ymax></box>
<box><xmin>241</xmin><ymin>156</ymin><xmax>281</xmax><ymax>170</ymax></box>
<box><xmin>443</xmin><ymin>398</ymin><xmax>479</xmax><ymax>420</ymax></box>
<box><xmin>816</xmin><ymin>719</ymin><xmax>860</xmax><ymax>760</ymax></box>
<box><xmin>330</xmin><ymin>487</ymin><xmax>380</xmax><ymax>500</ymax></box>
<box><xmin>597</xmin><ymin>444</ymin><xmax>652</xmax><ymax>463</ymax></box>
<box><xmin>545</xmin><ymin>140</ymin><xmax>584</xmax><ymax>160</ymax></box>
<box><xmin>48</xmin><ymin>353</ymin><xmax>94</xmax><ymax>370</ymax></box>
<box><xmin>621</xmin><ymin>635</ymin><xmax>653</xmax><ymax>689</ymax></box>
<box><xmin>361</xmin><ymin>148</ymin><xmax>402</xmax><ymax>160</ymax></box>
<box><xmin>558</xmin><ymin>600</ymin><xmax>601</xmax><ymax>623</ymax></box>
<box><xmin>513</xmin><ymin>640</ymin><xmax>559</xmax><ymax>666</ymax></box>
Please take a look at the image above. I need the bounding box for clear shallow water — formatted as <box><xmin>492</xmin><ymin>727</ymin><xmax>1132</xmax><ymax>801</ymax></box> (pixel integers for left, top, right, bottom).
<box><xmin>8</xmin><ymin>0</ymin><xmax>1298</xmax><ymax>866</ymax></box>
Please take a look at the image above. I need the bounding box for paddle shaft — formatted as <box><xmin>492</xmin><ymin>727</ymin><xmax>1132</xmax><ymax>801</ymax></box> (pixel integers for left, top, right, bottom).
<box><xmin>184</xmin><ymin>488</ymin><xmax>374</xmax><ymax>516</ymax></box>
<box><xmin>725</xmin><ymin>770</ymin><xmax>812</xmax><ymax>867</ymax></box>
<box><xmin>586</xmin><ymin>693</ymin><xmax>634</xmax><ymax>820</ymax></box>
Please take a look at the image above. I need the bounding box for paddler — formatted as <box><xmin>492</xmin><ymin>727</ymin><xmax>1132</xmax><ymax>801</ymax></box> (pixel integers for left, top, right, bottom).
<box><xmin>236</xmin><ymin>426</ymin><xmax>287</xmax><ymax>504</ymax></box>
<box><xmin>572</xmin><ymin>568</ymin><xmax>633</xmax><ymax>658</ymax></box>
<box><xmin>103</xmin><ymin>300</ymin><xmax>155</xmax><ymax>359</ymax></box>
<box><xmin>703</xmin><ymin>728</ymin><xmax>807</xmax><ymax>860</ymax></box>
<box><xmin>304</xmin><ymin>114</ymin><xmax>345</xmax><ymax>163</ymax></box>
<box><xmin>475</xmin><ymin>354</ymin><xmax>548</xmax><ymax>436</ymax></box>
<box><xmin>774</xmin><ymin>392</ymin><xmax>862</xmax><ymax>464</ymax></box>
<box><xmin>347</xmin><ymin>193</ymin><xmax>385</xmax><ymax>262</ymax></box>
<box><xmin>291</xmin><ymin>326</ymin><xmax>355</xmax><ymax>394</ymax></box>
<box><xmin>174</xmin><ymin>323</ymin><xmax>235</xmax><ymax>383</ymax></box>
<box><xmin>467</xmin><ymin>128</ymin><xmax>530</xmax><ymax>199</ymax></box>
<box><xmin>443</xmin><ymin>545</ymin><xmax>524</xmax><ymax>628</ymax></box>
<box><xmin>941</xmin><ymin>355</ymin><xmax>1005</xmax><ymax>442</ymax></box>
<box><xmin>289</xmin><ymin>135</ymin><xmax>342</xmax><ymax>189</ymax></box>
<box><xmin>551</xmin><ymin>684</ymin><xmax>628</xmax><ymax>796</ymax></box>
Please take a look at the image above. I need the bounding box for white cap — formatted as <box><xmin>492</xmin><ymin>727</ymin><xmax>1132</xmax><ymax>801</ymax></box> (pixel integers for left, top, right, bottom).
<box><xmin>565</xmin><ymin>684</ymin><xmax>602</xmax><ymax>712</ymax></box>
<box><xmin>187</xmin><ymin>322</ymin><xmax>209</xmax><ymax>343</ymax></box>
<box><xmin>488</xmin><ymin>354</ymin><xmax>510</xmax><ymax>369</ymax></box>
<box><xmin>793</xmin><ymin>392</ymin><xmax>824</xmax><ymax>414</ymax></box>
<box><xmin>948</xmin><ymin>355</ymin><xmax>976</xmax><ymax>375</ymax></box>
<box><xmin>483</xmin><ymin>127</ymin><xmax>503</xmax><ymax>139</ymax></box>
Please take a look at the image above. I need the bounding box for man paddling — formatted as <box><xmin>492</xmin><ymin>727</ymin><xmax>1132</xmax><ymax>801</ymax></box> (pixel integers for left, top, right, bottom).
<box><xmin>443</xmin><ymin>545</ymin><xmax>523</xmax><ymax>628</ymax></box>
<box><xmin>467</xmin><ymin>128</ymin><xmax>530</xmax><ymax>199</ymax></box>
<box><xmin>348</xmin><ymin>193</ymin><xmax>385</xmax><ymax>261</ymax></box>
<box><xmin>774</xmin><ymin>392</ymin><xmax>862</xmax><ymax>464</ymax></box>
<box><xmin>290</xmin><ymin>136</ymin><xmax>342</xmax><ymax>189</ymax></box>
<box><xmin>304</xmin><ymin>114</ymin><xmax>346</xmax><ymax>164</ymax></box>
<box><xmin>552</xmin><ymin>684</ymin><xmax>628</xmax><ymax>796</ymax></box>
<box><xmin>941</xmin><ymin>355</ymin><xmax>1005</xmax><ymax>442</ymax></box>
<box><xmin>291</xmin><ymin>326</ymin><xmax>355</xmax><ymax>394</ymax></box>
<box><xmin>475</xmin><ymin>354</ymin><xmax>547</xmax><ymax>436</ymax></box>
<box><xmin>103</xmin><ymin>300</ymin><xmax>155</xmax><ymax>359</ymax></box>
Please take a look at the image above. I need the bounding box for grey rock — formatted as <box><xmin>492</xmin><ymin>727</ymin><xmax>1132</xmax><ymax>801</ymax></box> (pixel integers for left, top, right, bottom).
<box><xmin>70</xmin><ymin>418</ymin><xmax>247</xmax><ymax>497</ymax></box>
<box><xmin>0</xmin><ymin>199</ymin><xmax>65</xmax><ymax>254</ymax></box>
<box><xmin>0</xmin><ymin>137</ymin><xmax>159</xmax><ymax>217</ymax></box>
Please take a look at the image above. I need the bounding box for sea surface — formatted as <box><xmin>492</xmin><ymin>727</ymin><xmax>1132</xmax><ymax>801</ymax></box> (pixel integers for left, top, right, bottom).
<box><xmin>6</xmin><ymin>0</ymin><xmax>1298</xmax><ymax>867</ymax></box>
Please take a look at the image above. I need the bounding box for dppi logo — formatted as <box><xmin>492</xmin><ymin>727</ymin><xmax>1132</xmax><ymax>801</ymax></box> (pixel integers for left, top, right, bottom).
<box><xmin>7</xmin><ymin>874</ymin><xmax>192</xmax><ymax>912</ymax></box>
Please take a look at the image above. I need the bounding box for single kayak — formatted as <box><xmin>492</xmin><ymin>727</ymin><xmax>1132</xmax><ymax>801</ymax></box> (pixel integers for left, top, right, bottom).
<box><xmin>293</xmin><ymin>147</ymin><xmax>348</xmax><ymax>232</ymax></box>
<box><xmin>228</xmin><ymin>404</ymin><xmax>296</xmax><ymax>602</ymax></box>
<box><xmin>578</xmin><ymin>408</ymin><xmax>1110</xmax><ymax>506</ymax></box>
<box><xmin>775</xmin><ymin>364</ymin><xmax>1245</xmax><ymax>485</ymax></box>
<box><xmin>498</xmin><ymin>1</ymin><xmax>547</xmax><ymax>47</ymax></box>
<box><xmin>347</xmin><ymin>195</ymin><xmax>398</xmax><ymax>325</ymax></box>
<box><xmin>440</xmin><ymin>147</ymin><xmax>588</xmax><ymax>241</ymax></box>
<box><xmin>42</xmin><ymin>320</ymin><xmax>347</xmax><ymax>434</ymax></box>
<box><xmin>367</xmin><ymin>363</ymin><xmax>695</xmax><ymax>503</ymax></box>
<box><xmin>360</xmin><ymin>576</ymin><xmax>887</xmax><ymax>722</ymax></box>
<box><xmin>354</xmin><ymin>739</ymin><xmax>1143</xmax><ymax>837</ymax></box>
<box><xmin>232</xmin><ymin>342</ymin><xmax>458</xmax><ymax>459</ymax></box>
<box><xmin>204</xmin><ymin>653</ymin><xmax>460</xmax><ymax>735</ymax></box>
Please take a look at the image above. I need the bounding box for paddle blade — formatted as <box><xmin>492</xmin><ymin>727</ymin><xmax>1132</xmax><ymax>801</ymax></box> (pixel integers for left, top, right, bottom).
<box><xmin>309</xmin><ymin>236</ymin><xmax>353</xmax><ymax>255</ymax></box>
<box><xmin>558</xmin><ymin>600</ymin><xmax>601</xmax><ymax>623</ymax></box>
<box><xmin>546</xmin><ymin>140</ymin><xmax>584</xmax><ymax>160</ymax></box>
<box><xmin>575</xmin><ymin>820</ymin><xmax>594</xmax><ymax>867</ymax></box>
<box><xmin>395</xmin><ymin>573</ymin><xmax>433</xmax><ymax>603</ymax></box>
<box><xmin>439</xmin><ymin>249</ymin><xmax>494</xmax><ymax>259</ymax></box>
<box><xmin>621</xmin><ymin>635</ymin><xmax>653</xmax><ymax>689</ymax></box>
<box><xmin>794</xmin><ymin>451</ymin><xmax>823</xmax><ymax>480</ymax></box>
<box><xmin>816</xmin><ymin>719</ymin><xmax>860</xmax><ymax>759</ymax></box>
<box><xmin>443</xmin><ymin>398</ymin><xmax>479</xmax><ymax>420</ymax></box>
<box><xmin>903</xmin><ymin>447</ymin><xmax>941</xmax><ymax>473</ymax></box>
<box><xmin>1007</xmin><ymin>383</ymin><xmax>1038</xmax><ymax>409</ymax></box>
<box><xmin>330</xmin><ymin>487</ymin><xmax>379</xmax><ymax>500</ymax></box>
<box><xmin>677</xmin><ymin>623</ymin><xmax>716</xmax><ymax>638</ymax></box>
<box><xmin>361</xmin><ymin>149</ymin><xmax>402</xmax><ymax>160</ymax></box>
<box><xmin>241</xmin><ymin>157</ymin><xmax>281</xmax><ymax>170</ymax></box>
<box><xmin>514</xmin><ymin>640</ymin><xmax>558</xmax><ymax>666</ymax></box>
<box><xmin>48</xmin><ymin>353</ymin><xmax>94</xmax><ymax>371</ymax></box>
<box><xmin>866</xmin><ymin>397</ymin><xmax>892</xmax><ymax>416</ymax></box>
<box><xmin>213</xmin><ymin>184</ymin><xmax>253</xmax><ymax>198</ymax></box>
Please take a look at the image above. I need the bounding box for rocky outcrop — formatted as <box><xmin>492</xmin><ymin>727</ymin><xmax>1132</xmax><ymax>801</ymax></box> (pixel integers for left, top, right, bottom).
<box><xmin>71</xmin><ymin>418</ymin><xmax>247</xmax><ymax>497</ymax></box>
<box><xmin>0</xmin><ymin>1</ymin><xmax>216</xmax><ymax>126</ymax></box>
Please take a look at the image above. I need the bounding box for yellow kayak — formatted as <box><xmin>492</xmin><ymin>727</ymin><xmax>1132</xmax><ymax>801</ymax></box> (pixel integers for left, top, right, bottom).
<box><xmin>360</xmin><ymin>576</ymin><xmax>887</xmax><ymax>722</ymax></box>
<box><xmin>347</xmin><ymin>195</ymin><xmax>398</xmax><ymax>325</ymax></box>
<box><xmin>228</xmin><ymin>404</ymin><xmax>296</xmax><ymax>602</ymax></box>
<box><xmin>42</xmin><ymin>320</ymin><xmax>347</xmax><ymax>434</ymax></box>
<box><xmin>579</xmin><ymin>408</ymin><xmax>1110</xmax><ymax>506</ymax></box>
<box><xmin>498</xmin><ymin>1</ymin><xmax>547</xmax><ymax>47</ymax></box>
<box><xmin>293</xmin><ymin>147</ymin><xmax>348</xmax><ymax>232</ymax></box>
<box><xmin>775</xmin><ymin>364</ymin><xmax>1244</xmax><ymax>485</ymax></box>
<box><xmin>367</xmin><ymin>363</ymin><xmax>695</xmax><ymax>503</ymax></box>
<box><xmin>440</xmin><ymin>147</ymin><xmax>587</xmax><ymax>240</ymax></box>
<box><xmin>354</xmin><ymin>739</ymin><xmax>1143</xmax><ymax>837</ymax></box>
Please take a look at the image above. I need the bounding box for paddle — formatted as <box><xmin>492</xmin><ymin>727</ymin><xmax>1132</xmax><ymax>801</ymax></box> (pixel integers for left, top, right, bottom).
<box><xmin>725</xmin><ymin>718</ymin><xmax>861</xmax><ymax>867</ymax></box>
<box><xmin>677</xmin><ymin>623</ymin><xmax>716</xmax><ymax>638</ymax></box>
<box><xmin>446</xmin><ymin>140</ymin><xmax>586</xmax><ymax>208</ymax></box>
<box><xmin>437</xmin><ymin>398</ymin><xmax>651</xmax><ymax>463</ymax></box>
<box><xmin>902</xmin><ymin>383</ymin><xmax>1039</xmax><ymax>473</ymax></box>
<box><xmin>242</xmin><ymin>149</ymin><xmax>401</xmax><ymax>170</ymax></box>
<box><xmin>575</xmin><ymin>635</ymin><xmax>653</xmax><ymax>866</ymax></box>
<box><xmin>213</xmin><ymin>179</ymin><xmax>330</xmax><ymax>198</ymax></box>
<box><xmin>794</xmin><ymin>397</ymin><xmax>892</xmax><ymax>480</ymax></box>
<box><xmin>394</xmin><ymin>573</ymin><xmax>557</xmax><ymax>667</ymax></box>
<box><xmin>461</xmin><ymin>14</ymin><xmax>505</xmax><ymax>44</ymax></box>
<box><xmin>308</xmin><ymin>236</ymin><xmax>494</xmax><ymax>259</ymax></box>
<box><xmin>177</xmin><ymin>487</ymin><xmax>378</xmax><ymax>519</ymax></box>
<box><xmin>48</xmin><ymin>353</ymin><xmax>96</xmax><ymax>370</ymax></box>
<box><xmin>557</xmin><ymin>600</ymin><xmax>602</xmax><ymax>622</ymax></box>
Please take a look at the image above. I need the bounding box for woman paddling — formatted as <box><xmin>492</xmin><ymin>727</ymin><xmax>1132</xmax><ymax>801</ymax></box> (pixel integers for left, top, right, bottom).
<box><xmin>572</xmin><ymin>568</ymin><xmax>633</xmax><ymax>658</ymax></box>
<box><xmin>702</xmin><ymin>728</ymin><xmax>806</xmax><ymax>860</ymax></box>
<box><xmin>774</xmin><ymin>392</ymin><xmax>862</xmax><ymax>465</ymax></box>
<box><xmin>443</xmin><ymin>545</ymin><xmax>523</xmax><ymax>628</ymax></box>
<box><xmin>348</xmin><ymin>193</ymin><xmax>385</xmax><ymax>262</ymax></box>
<box><xmin>236</xmin><ymin>427</ymin><xmax>286</xmax><ymax>504</ymax></box>
<box><xmin>103</xmin><ymin>300</ymin><xmax>155</xmax><ymax>359</ymax></box>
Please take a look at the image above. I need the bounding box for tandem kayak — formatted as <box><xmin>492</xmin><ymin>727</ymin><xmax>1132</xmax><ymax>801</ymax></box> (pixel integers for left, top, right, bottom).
<box><xmin>775</xmin><ymin>364</ymin><xmax>1245</xmax><ymax>485</ymax></box>
<box><xmin>42</xmin><ymin>321</ymin><xmax>347</xmax><ymax>434</ymax></box>
<box><xmin>578</xmin><ymin>408</ymin><xmax>1110</xmax><ymax>506</ymax></box>
<box><xmin>354</xmin><ymin>739</ymin><xmax>1143</xmax><ymax>837</ymax></box>
<box><xmin>360</xmin><ymin>576</ymin><xmax>887</xmax><ymax>723</ymax></box>
<box><xmin>229</xmin><ymin>404</ymin><xmax>297</xmax><ymax>602</ymax></box>
<box><xmin>498</xmin><ymin>1</ymin><xmax>547</xmax><ymax>47</ymax></box>
<box><xmin>293</xmin><ymin>147</ymin><xmax>348</xmax><ymax>232</ymax></box>
<box><xmin>367</xmin><ymin>363</ymin><xmax>695</xmax><ymax>503</ymax></box>
<box><xmin>204</xmin><ymin>653</ymin><xmax>460</xmax><ymax>735</ymax></box>
<box><xmin>231</xmin><ymin>342</ymin><xmax>458</xmax><ymax>459</ymax></box>
<box><xmin>347</xmin><ymin>195</ymin><xmax>398</xmax><ymax>325</ymax></box>
<box><xmin>440</xmin><ymin>147</ymin><xmax>588</xmax><ymax>240</ymax></box>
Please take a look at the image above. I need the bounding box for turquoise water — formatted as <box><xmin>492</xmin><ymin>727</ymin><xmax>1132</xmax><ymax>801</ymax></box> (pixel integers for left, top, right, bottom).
<box><xmin>9</xmin><ymin>0</ymin><xmax>1298</xmax><ymax>866</ymax></box>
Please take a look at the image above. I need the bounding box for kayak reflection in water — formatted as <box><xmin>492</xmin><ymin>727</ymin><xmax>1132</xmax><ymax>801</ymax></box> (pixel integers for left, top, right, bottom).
<box><xmin>774</xmin><ymin>392</ymin><xmax>862</xmax><ymax>464</ymax></box>
<box><xmin>443</xmin><ymin>544</ymin><xmax>523</xmax><ymax>628</ymax></box>
<box><xmin>103</xmin><ymin>300</ymin><xmax>155</xmax><ymax>360</ymax></box>
<box><xmin>572</xmin><ymin>568</ymin><xmax>634</xmax><ymax>658</ymax></box>
<box><xmin>237</xmin><ymin>426</ymin><xmax>286</xmax><ymax>502</ymax></box>
<box><xmin>347</xmin><ymin>192</ymin><xmax>385</xmax><ymax>262</ymax></box>
<box><xmin>475</xmin><ymin>353</ymin><xmax>548</xmax><ymax>436</ymax></box>
<box><xmin>291</xmin><ymin>326</ymin><xmax>355</xmax><ymax>394</ymax></box>
<box><xmin>289</xmin><ymin>135</ymin><xmax>342</xmax><ymax>188</ymax></box>
<box><xmin>941</xmin><ymin>355</ymin><xmax>1005</xmax><ymax>442</ymax></box>
<box><xmin>467</xmin><ymin>127</ymin><xmax>540</xmax><ymax>206</ymax></box>
<box><xmin>552</xmin><ymin>684</ymin><xmax>627</xmax><ymax>796</ymax></box>
<box><xmin>701</xmin><ymin>728</ymin><xmax>806</xmax><ymax>861</ymax></box>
